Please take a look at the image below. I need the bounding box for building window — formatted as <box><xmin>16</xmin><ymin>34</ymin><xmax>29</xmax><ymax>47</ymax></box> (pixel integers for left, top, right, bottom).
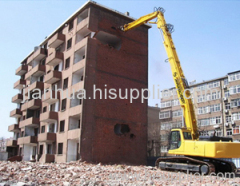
<box><xmin>161</xmin><ymin>134</ymin><xmax>168</xmax><ymax>141</ymax></box>
<box><xmin>161</xmin><ymin>101</ymin><xmax>171</xmax><ymax>108</ymax></box>
<box><xmin>225</xmin><ymin>103</ymin><xmax>231</xmax><ymax>110</ymax></box>
<box><xmin>43</xmin><ymin>106</ymin><xmax>47</xmax><ymax>113</ymax></box>
<box><xmin>67</xmin><ymin>38</ymin><xmax>72</xmax><ymax>50</ymax></box>
<box><xmin>61</xmin><ymin>99</ymin><xmax>67</xmax><ymax>111</ymax></box>
<box><xmin>209</xmin><ymin>104</ymin><xmax>221</xmax><ymax>112</ymax></box>
<box><xmin>232</xmin><ymin>112</ymin><xmax>240</xmax><ymax>121</ymax></box>
<box><xmin>161</xmin><ymin>123</ymin><xmax>172</xmax><ymax>130</ymax></box>
<box><xmin>224</xmin><ymin>78</ymin><xmax>229</xmax><ymax>85</ymax></box>
<box><xmin>229</xmin><ymin>85</ymin><xmax>240</xmax><ymax>95</ymax></box>
<box><xmin>161</xmin><ymin>146</ymin><xmax>168</xmax><ymax>152</ymax></box>
<box><xmin>197</xmin><ymin>95</ymin><xmax>205</xmax><ymax>103</ymax></box>
<box><xmin>224</xmin><ymin>90</ymin><xmax>229</xmax><ymax>98</ymax></box>
<box><xmin>41</xmin><ymin>126</ymin><xmax>45</xmax><ymax>133</ymax></box>
<box><xmin>172</xmin><ymin>110</ymin><xmax>182</xmax><ymax>118</ymax></box>
<box><xmin>63</xmin><ymin>78</ymin><xmax>68</xmax><ymax>89</ymax></box>
<box><xmin>197</xmin><ymin>84</ymin><xmax>206</xmax><ymax>91</ymax></box>
<box><xmin>198</xmin><ymin>118</ymin><xmax>210</xmax><ymax>127</ymax></box>
<box><xmin>171</xmin><ymin>99</ymin><xmax>180</xmax><ymax>106</ymax></box>
<box><xmin>68</xmin><ymin>20</ymin><xmax>74</xmax><ymax>31</ymax></box>
<box><xmin>232</xmin><ymin>126</ymin><xmax>240</xmax><ymax>135</ymax></box>
<box><xmin>230</xmin><ymin>99</ymin><xmax>240</xmax><ymax>108</ymax></box>
<box><xmin>210</xmin><ymin>116</ymin><xmax>222</xmax><ymax>125</ymax></box>
<box><xmin>60</xmin><ymin>120</ymin><xmax>65</xmax><ymax>132</ymax></box>
<box><xmin>226</xmin><ymin>129</ymin><xmax>232</xmax><ymax>136</ymax></box>
<box><xmin>208</xmin><ymin>81</ymin><xmax>220</xmax><ymax>89</ymax></box>
<box><xmin>65</xmin><ymin>57</ymin><xmax>70</xmax><ymax>69</ymax></box>
<box><xmin>58</xmin><ymin>143</ymin><xmax>63</xmax><ymax>154</ymax></box>
<box><xmin>159</xmin><ymin>111</ymin><xmax>171</xmax><ymax>119</ymax></box>
<box><xmin>226</xmin><ymin>115</ymin><xmax>231</xmax><ymax>123</ymax></box>
<box><xmin>228</xmin><ymin>72</ymin><xmax>240</xmax><ymax>82</ymax></box>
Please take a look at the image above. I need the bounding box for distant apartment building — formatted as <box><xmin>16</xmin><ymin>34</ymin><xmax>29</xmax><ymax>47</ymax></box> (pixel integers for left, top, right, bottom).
<box><xmin>8</xmin><ymin>1</ymin><xmax>149</xmax><ymax>164</ymax></box>
<box><xmin>0</xmin><ymin>137</ymin><xmax>13</xmax><ymax>152</ymax></box>
<box><xmin>159</xmin><ymin>70</ymin><xmax>240</xmax><ymax>155</ymax></box>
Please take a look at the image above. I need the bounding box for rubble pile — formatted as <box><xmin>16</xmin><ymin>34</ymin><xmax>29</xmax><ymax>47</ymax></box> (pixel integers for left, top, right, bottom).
<box><xmin>0</xmin><ymin>160</ymin><xmax>239</xmax><ymax>186</ymax></box>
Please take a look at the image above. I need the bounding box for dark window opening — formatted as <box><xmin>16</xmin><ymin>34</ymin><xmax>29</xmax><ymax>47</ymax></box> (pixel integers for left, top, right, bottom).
<box><xmin>41</xmin><ymin>126</ymin><xmax>45</xmax><ymax>133</ymax></box>
<box><xmin>39</xmin><ymin>75</ymin><xmax>44</xmax><ymax>82</ymax></box>
<box><xmin>130</xmin><ymin>133</ymin><xmax>136</xmax><ymax>139</ymax></box>
<box><xmin>61</xmin><ymin>99</ymin><xmax>67</xmax><ymax>111</ymax></box>
<box><xmin>63</xmin><ymin>78</ymin><xmax>68</xmax><ymax>89</ymax></box>
<box><xmin>40</xmin><ymin>58</ymin><xmax>46</xmax><ymax>65</ymax></box>
<box><xmin>68</xmin><ymin>21</ymin><xmax>74</xmax><ymax>31</ymax></box>
<box><xmin>58</xmin><ymin>143</ymin><xmax>63</xmax><ymax>154</ymax></box>
<box><xmin>65</xmin><ymin>57</ymin><xmax>70</xmax><ymax>69</ymax></box>
<box><xmin>78</xmin><ymin>120</ymin><xmax>80</xmax><ymax>128</ymax></box>
<box><xmin>54</xmin><ymin>65</ymin><xmax>59</xmax><ymax>71</ymax></box>
<box><xmin>67</xmin><ymin>38</ymin><xmax>72</xmax><ymax>49</ymax></box>
<box><xmin>60</xmin><ymin>120</ymin><xmax>65</xmax><ymax>132</ymax></box>
<box><xmin>43</xmin><ymin>106</ymin><xmax>47</xmax><ymax>112</ymax></box>
<box><xmin>114</xmin><ymin>124</ymin><xmax>130</xmax><ymax>135</ymax></box>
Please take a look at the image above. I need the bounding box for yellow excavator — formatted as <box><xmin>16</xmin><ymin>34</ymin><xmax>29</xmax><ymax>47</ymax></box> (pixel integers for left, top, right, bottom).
<box><xmin>120</xmin><ymin>7</ymin><xmax>240</xmax><ymax>174</ymax></box>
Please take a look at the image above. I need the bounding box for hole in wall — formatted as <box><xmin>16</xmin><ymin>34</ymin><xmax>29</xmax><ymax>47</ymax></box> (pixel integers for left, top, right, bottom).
<box><xmin>95</xmin><ymin>31</ymin><xmax>121</xmax><ymax>50</ymax></box>
<box><xmin>114</xmin><ymin>124</ymin><xmax>130</xmax><ymax>135</ymax></box>
<box><xmin>130</xmin><ymin>134</ymin><xmax>135</xmax><ymax>139</ymax></box>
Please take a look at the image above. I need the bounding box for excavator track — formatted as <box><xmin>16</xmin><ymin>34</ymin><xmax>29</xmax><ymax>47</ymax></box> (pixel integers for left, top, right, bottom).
<box><xmin>155</xmin><ymin>156</ymin><xmax>215</xmax><ymax>175</ymax></box>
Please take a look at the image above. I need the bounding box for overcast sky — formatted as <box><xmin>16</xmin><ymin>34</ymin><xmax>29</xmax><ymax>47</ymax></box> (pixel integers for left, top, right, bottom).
<box><xmin>0</xmin><ymin>0</ymin><xmax>239</xmax><ymax>138</ymax></box>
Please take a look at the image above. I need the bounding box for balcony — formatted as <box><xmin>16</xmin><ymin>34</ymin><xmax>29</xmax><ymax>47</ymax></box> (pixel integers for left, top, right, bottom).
<box><xmin>74</xmin><ymin>37</ymin><xmax>88</xmax><ymax>52</ymax></box>
<box><xmin>21</xmin><ymin>99</ymin><xmax>41</xmax><ymax>111</ymax></box>
<box><xmin>7</xmin><ymin>140</ymin><xmax>17</xmax><ymax>147</ymax></box>
<box><xmin>10</xmin><ymin>109</ymin><xmax>22</xmax><ymax>118</ymax></box>
<box><xmin>14</xmin><ymin>79</ymin><xmax>26</xmax><ymax>90</ymax></box>
<box><xmin>38</xmin><ymin>132</ymin><xmax>56</xmax><ymax>142</ymax></box>
<box><xmin>8</xmin><ymin>124</ymin><xmax>20</xmax><ymax>132</ymax></box>
<box><xmin>27</xmin><ymin>48</ymin><xmax>47</xmax><ymax>65</ymax></box>
<box><xmin>12</xmin><ymin>94</ymin><xmax>23</xmax><ymax>103</ymax></box>
<box><xmin>40</xmin><ymin>111</ymin><xmax>58</xmax><ymax>123</ymax></box>
<box><xmin>15</xmin><ymin>65</ymin><xmax>28</xmax><ymax>76</ymax></box>
<box><xmin>69</xmin><ymin>105</ymin><xmax>82</xmax><ymax>117</ymax></box>
<box><xmin>25</xmin><ymin>81</ymin><xmax>44</xmax><ymax>95</ymax></box>
<box><xmin>42</xmin><ymin>90</ymin><xmax>60</xmax><ymax>104</ymax></box>
<box><xmin>17</xmin><ymin>136</ymin><xmax>38</xmax><ymax>145</ymax></box>
<box><xmin>76</xmin><ymin>17</ymin><xmax>89</xmax><ymax>32</ymax></box>
<box><xmin>19</xmin><ymin>117</ymin><xmax>40</xmax><ymax>128</ymax></box>
<box><xmin>48</xmin><ymin>33</ymin><xmax>65</xmax><ymax>48</ymax></box>
<box><xmin>46</xmin><ymin>50</ymin><xmax>64</xmax><ymax>66</ymax></box>
<box><xmin>25</xmin><ymin>64</ymin><xmax>46</xmax><ymax>80</ymax></box>
<box><xmin>67</xmin><ymin>128</ymin><xmax>80</xmax><ymax>140</ymax></box>
<box><xmin>44</xmin><ymin>71</ymin><xmax>62</xmax><ymax>84</ymax></box>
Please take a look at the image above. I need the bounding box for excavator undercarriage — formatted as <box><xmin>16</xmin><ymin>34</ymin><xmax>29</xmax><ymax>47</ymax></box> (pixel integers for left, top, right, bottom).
<box><xmin>155</xmin><ymin>156</ymin><xmax>237</xmax><ymax>175</ymax></box>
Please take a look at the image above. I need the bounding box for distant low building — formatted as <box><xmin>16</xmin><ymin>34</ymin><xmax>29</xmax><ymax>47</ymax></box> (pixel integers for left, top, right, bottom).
<box><xmin>148</xmin><ymin>105</ymin><xmax>161</xmax><ymax>157</ymax></box>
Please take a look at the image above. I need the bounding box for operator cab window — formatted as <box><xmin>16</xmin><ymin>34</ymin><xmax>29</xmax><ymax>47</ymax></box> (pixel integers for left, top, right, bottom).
<box><xmin>169</xmin><ymin>131</ymin><xmax>181</xmax><ymax>150</ymax></box>
<box><xmin>183</xmin><ymin>132</ymin><xmax>192</xmax><ymax>140</ymax></box>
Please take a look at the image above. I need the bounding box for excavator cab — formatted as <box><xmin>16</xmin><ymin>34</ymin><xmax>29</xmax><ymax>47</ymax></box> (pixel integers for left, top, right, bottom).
<box><xmin>168</xmin><ymin>130</ymin><xmax>181</xmax><ymax>150</ymax></box>
<box><xmin>168</xmin><ymin>128</ymin><xmax>193</xmax><ymax>151</ymax></box>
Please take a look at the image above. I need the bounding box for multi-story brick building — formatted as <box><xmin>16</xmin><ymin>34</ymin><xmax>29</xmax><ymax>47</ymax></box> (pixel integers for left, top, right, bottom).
<box><xmin>159</xmin><ymin>70</ymin><xmax>240</xmax><ymax>155</ymax></box>
<box><xmin>8</xmin><ymin>1</ymin><xmax>149</xmax><ymax>164</ymax></box>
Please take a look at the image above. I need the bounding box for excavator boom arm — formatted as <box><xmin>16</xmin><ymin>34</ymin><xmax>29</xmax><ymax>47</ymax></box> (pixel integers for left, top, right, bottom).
<box><xmin>120</xmin><ymin>8</ymin><xmax>199</xmax><ymax>139</ymax></box>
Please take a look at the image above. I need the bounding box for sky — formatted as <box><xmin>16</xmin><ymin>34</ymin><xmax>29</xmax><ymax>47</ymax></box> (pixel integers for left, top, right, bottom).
<box><xmin>0</xmin><ymin>0</ymin><xmax>239</xmax><ymax>138</ymax></box>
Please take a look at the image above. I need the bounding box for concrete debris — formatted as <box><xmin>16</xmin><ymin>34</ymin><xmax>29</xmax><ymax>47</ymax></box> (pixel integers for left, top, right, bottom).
<box><xmin>0</xmin><ymin>160</ymin><xmax>239</xmax><ymax>186</ymax></box>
